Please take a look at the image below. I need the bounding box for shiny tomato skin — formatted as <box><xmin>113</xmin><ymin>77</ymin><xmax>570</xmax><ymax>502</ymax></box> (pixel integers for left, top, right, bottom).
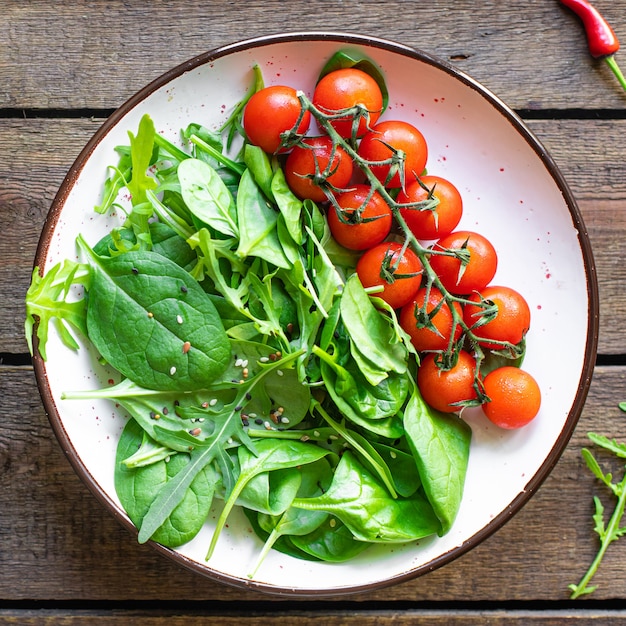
<box><xmin>417</xmin><ymin>350</ymin><xmax>479</xmax><ymax>413</ymax></box>
<box><xmin>284</xmin><ymin>136</ymin><xmax>353</xmax><ymax>202</ymax></box>
<box><xmin>399</xmin><ymin>286</ymin><xmax>463</xmax><ymax>352</ymax></box>
<box><xmin>397</xmin><ymin>175</ymin><xmax>463</xmax><ymax>240</ymax></box>
<box><xmin>357</xmin><ymin>120</ymin><xmax>428</xmax><ymax>189</ymax></box>
<box><xmin>429</xmin><ymin>230</ymin><xmax>498</xmax><ymax>295</ymax></box>
<box><xmin>482</xmin><ymin>366</ymin><xmax>541</xmax><ymax>429</ymax></box>
<box><xmin>328</xmin><ymin>184</ymin><xmax>392</xmax><ymax>251</ymax></box>
<box><xmin>463</xmin><ymin>285</ymin><xmax>531</xmax><ymax>350</ymax></box>
<box><xmin>356</xmin><ymin>241</ymin><xmax>423</xmax><ymax>309</ymax></box>
<box><xmin>243</xmin><ymin>85</ymin><xmax>311</xmax><ymax>154</ymax></box>
<box><xmin>313</xmin><ymin>68</ymin><xmax>384</xmax><ymax>138</ymax></box>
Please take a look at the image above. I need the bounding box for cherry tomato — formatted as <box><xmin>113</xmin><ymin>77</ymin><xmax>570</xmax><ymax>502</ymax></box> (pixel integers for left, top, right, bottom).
<box><xmin>284</xmin><ymin>136</ymin><xmax>353</xmax><ymax>202</ymax></box>
<box><xmin>417</xmin><ymin>350</ymin><xmax>479</xmax><ymax>413</ymax></box>
<box><xmin>313</xmin><ymin>68</ymin><xmax>384</xmax><ymax>138</ymax></box>
<box><xmin>463</xmin><ymin>285</ymin><xmax>531</xmax><ymax>350</ymax></box>
<box><xmin>327</xmin><ymin>185</ymin><xmax>392</xmax><ymax>251</ymax></box>
<box><xmin>399</xmin><ymin>286</ymin><xmax>463</xmax><ymax>353</ymax></box>
<box><xmin>243</xmin><ymin>85</ymin><xmax>311</xmax><ymax>154</ymax></box>
<box><xmin>428</xmin><ymin>230</ymin><xmax>498</xmax><ymax>295</ymax></box>
<box><xmin>356</xmin><ymin>241</ymin><xmax>423</xmax><ymax>309</ymax></box>
<box><xmin>357</xmin><ymin>120</ymin><xmax>428</xmax><ymax>189</ymax></box>
<box><xmin>396</xmin><ymin>175</ymin><xmax>463</xmax><ymax>240</ymax></box>
<box><xmin>482</xmin><ymin>366</ymin><xmax>541</xmax><ymax>429</ymax></box>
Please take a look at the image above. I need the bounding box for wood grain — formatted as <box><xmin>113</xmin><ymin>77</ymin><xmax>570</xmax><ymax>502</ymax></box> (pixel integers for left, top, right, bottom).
<box><xmin>2</xmin><ymin>1</ymin><xmax>625</xmax><ymax>112</ymax></box>
<box><xmin>3</xmin><ymin>0</ymin><xmax>626</xmax><ymax>621</ymax></box>
<box><xmin>2</xmin><ymin>364</ymin><xmax>625</xmax><ymax>603</ymax></box>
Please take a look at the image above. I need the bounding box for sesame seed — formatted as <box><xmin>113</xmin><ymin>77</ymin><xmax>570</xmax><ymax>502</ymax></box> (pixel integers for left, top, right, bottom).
<box><xmin>176</xmin><ymin>315</ymin><xmax>183</xmax><ymax>324</ymax></box>
<box><xmin>259</xmin><ymin>356</ymin><xmax>269</xmax><ymax>363</ymax></box>
<box><xmin>201</xmin><ymin>401</ymin><xmax>209</xmax><ymax>408</ymax></box>
<box><xmin>300</xmin><ymin>435</ymin><xmax>310</xmax><ymax>442</ymax></box>
<box><xmin>276</xmin><ymin>370</ymin><xmax>284</xmax><ymax>377</ymax></box>
<box><xmin>280</xmin><ymin>416</ymin><xmax>290</xmax><ymax>424</ymax></box>
<box><xmin>235</xmin><ymin>358</ymin><xmax>243</xmax><ymax>367</ymax></box>
<box><xmin>170</xmin><ymin>366</ymin><xmax>177</xmax><ymax>376</ymax></box>
<box><xmin>241</xmin><ymin>359</ymin><xmax>248</xmax><ymax>368</ymax></box>
<box><xmin>147</xmin><ymin>311</ymin><xmax>154</xmax><ymax>318</ymax></box>
<box><xmin>242</xmin><ymin>367</ymin><xmax>249</xmax><ymax>378</ymax></box>
<box><xmin>390</xmin><ymin>451</ymin><xmax>397</xmax><ymax>459</ymax></box>
<box><xmin>209</xmin><ymin>398</ymin><xmax>218</xmax><ymax>407</ymax></box>
<box><xmin>182</xmin><ymin>341</ymin><xmax>191</xmax><ymax>354</ymax></box>
<box><xmin>264</xmin><ymin>421</ymin><xmax>272</xmax><ymax>430</ymax></box>
<box><xmin>329</xmin><ymin>518</ymin><xmax>336</xmax><ymax>528</ymax></box>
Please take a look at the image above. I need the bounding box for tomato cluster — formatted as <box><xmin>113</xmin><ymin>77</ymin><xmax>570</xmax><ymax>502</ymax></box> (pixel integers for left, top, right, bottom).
<box><xmin>242</xmin><ymin>65</ymin><xmax>541</xmax><ymax>430</ymax></box>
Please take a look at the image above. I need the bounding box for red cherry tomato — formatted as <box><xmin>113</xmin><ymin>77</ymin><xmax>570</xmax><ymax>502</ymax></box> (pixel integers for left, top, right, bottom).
<box><xmin>482</xmin><ymin>366</ymin><xmax>541</xmax><ymax>429</ymax></box>
<box><xmin>327</xmin><ymin>184</ymin><xmax>392</xmax><ymax>251</ymax></box>
<box><xmin>243</xmin><ymin>85</ymin><xmax>311</xmax><ymax>154</ymax></box>
<box><xmin>417</xmin><ymin>350</ymin><xmax>479</xmax><ymax>413</ymax></box>
<box><xmin>284</xmin><ymin>136</ymin><xmax>353</xmax><ymax>202</ymax></box>
<box><xmin>357</xmin><ymin>120</ymin><xmax>428</xmax><ymax>189</ymax></box>
<box><xmin>356</xmin><ymin>241</ymin><xmax>423</xmax><ymax>309</ymax></box>
<box><xmin>399</xmin><ymin>286</ymin><xmax>463</xmax><ymax>353</ymax></box>
<box><xmin>463</xmin><ymin>285</ymin><xmax>531</xmax><ymax>350</ymax></box>
<box><xmin>313</xmin><ymin>68</ymin><xmax>384</xmax><ymax>138</ymax></box>
<box><xmin>397</xmin><ymin>175</ymin><xmax>463</xmax><ymax>240</ymax></box>
<box><xmin>429</xmin><ymin>230</ymin><xmax>498</xmax><ymax>295</ymax></box>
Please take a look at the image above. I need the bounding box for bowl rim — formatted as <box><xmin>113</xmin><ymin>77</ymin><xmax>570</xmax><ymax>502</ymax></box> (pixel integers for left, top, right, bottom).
<box><xmin>31</xmin><ymin>30</ymin><xmax>600</xmax><ymax>597</ymax></box>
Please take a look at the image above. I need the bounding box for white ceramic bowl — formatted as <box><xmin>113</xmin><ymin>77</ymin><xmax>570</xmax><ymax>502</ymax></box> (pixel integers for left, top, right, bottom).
<box><xmin>31</xmin><ymin>32</ymin><xmax>598</xmax><ymax>596</ymax></box>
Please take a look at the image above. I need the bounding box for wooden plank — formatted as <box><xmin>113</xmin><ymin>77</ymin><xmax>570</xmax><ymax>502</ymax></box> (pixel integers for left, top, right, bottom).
<box><xmin>1</xmin><ymin>1</ymin><xmax>626</xmax><ymax>111</ymax></box>
<box><xmin>2</xmin><ymin>609</ymin><xmax>626</xmax><ymax>625</ymax></box>
<box><xmin>1</xmin><ymin>364</ymin><xmax>625</xmax><ymax>602</ymax></box>
<box><xmin>2</xmin><ymin>117</ymin><xmax>624</xmax><ymax>354</ymax></box>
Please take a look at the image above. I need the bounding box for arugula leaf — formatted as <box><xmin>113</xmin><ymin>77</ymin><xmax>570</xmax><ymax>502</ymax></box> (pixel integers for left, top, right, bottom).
<box><xmin>25</xmin><ymin>261</ymin><xmax>90</xmax><ymax>360</ymax></box>
<box><xmin>569</xmin><ymin>428</ymin><xmax>626</xmax><ymax>599</ymax></box>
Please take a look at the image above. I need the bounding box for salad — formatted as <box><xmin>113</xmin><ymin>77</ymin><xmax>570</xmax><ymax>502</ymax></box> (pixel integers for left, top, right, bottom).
<box><xmin>25</xmin><ymin>49</ymin><xmax>539</xmax><ymax>577</ymax></box>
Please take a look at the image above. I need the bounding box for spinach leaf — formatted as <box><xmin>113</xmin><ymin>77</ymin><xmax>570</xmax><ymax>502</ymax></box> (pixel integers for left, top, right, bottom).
<box><xmin>206</xmin><ymin>438</ymin><xmax>331</xmax><ymax>560</ymax></box>
<box><xmin>317</xmin><ymin>49</ymin><xmax>389</xmax><ymax>112</ymax></box>
<box><xmin>115</xmin><ymin>418</ymin><xmax>217</xmax><ymax>547</ymax></box>
<box><xmin>403</xmin><ymin>382</ymin><xmax>472</xmax><ymax>534</ymax></box>
<box><xmin>340</xmin><ymin>274</ymin><xmax>408</xmax><ymax>385</ymax></box>
<box><xmin>178</xmin><ymin>157</ymin><xmax>239</xmax><ymax>237</ymax></box>
<box><xmin>293</xmin><ymin>451</ymin><xmax>441</xmax><ymax>542</ymax></box>
<box><xmin>235</xmin><ymin>168</ymin><xmax>290</xmax><ymax>269</ymax></box>
<box><xmin>78</xmin><ymin>236</ymin><xmax>231</xmax><ymax>391</ymax></box>
<box><xmin>289</xmin><ymin>517</ymin><xmax>370</xmax><ymax>563</ymax></box>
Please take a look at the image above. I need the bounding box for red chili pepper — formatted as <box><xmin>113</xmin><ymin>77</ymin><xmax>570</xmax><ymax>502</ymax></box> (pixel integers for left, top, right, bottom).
<box><xmin>559</xmin><ymin>0</ymin><xmax>626</xmax><ymax>91</ymax></box>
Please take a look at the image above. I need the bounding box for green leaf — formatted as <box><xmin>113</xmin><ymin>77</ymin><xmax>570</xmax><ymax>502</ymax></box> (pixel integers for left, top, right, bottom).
<box><xmin>292</xmin><ymin>451</ymin><xmax>440</xmax><ymax>542</ymax></box>
<box><xmin>235</xmin><ymin>168</ymin><xmax>290</xmax><ymax>268</ymax></box>
<box><xmin>403</xmin><ymin>383</ymin><xmax>472</xmax><ymax>534</ymax></box>
<box><xmin>339</xmin><ymin>273</ymin><xmax>408</xmax><ymax>385</ymax></box>
<box><xmin>317</xmin><ymin>48</ymin><xmax>389</xmax><ymax>112</ymax></box>
<box><xmin>178</xmin><ymin>157</ymin><xmax>239</xmax><ymax>237</ymax></box>
<box><xmin>115</xmin><ymin>418</ymin><xmax>217</xmax><ymax>547</ymax></box>
<box><xmin>24</xmin><ymin>261</ymin><xmax>90</xmax><ymax>360</ymax></box>
<box><xmin>206</xmin><ymin>439</ymin><xmax>331</xmax><ymax>559</ymax></box>
<box><xmin>78</xmin><ymin>237</ymin><xmax>231</xmax><ymax>391</ymax></box>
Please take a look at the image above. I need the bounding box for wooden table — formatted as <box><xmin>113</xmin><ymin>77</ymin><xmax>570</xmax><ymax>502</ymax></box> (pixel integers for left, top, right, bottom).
<box><xmin>3</xmin><ymin>1</ymin><xmax>626</xmax><ymax>623</ymax></box>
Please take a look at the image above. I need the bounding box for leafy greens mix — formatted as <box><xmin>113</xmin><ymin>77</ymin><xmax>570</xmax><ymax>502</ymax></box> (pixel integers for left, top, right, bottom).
<box><xmin>25</xmin><ymin>55</ymin><xmax>471</xmax><ymax>576</ymax></box>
